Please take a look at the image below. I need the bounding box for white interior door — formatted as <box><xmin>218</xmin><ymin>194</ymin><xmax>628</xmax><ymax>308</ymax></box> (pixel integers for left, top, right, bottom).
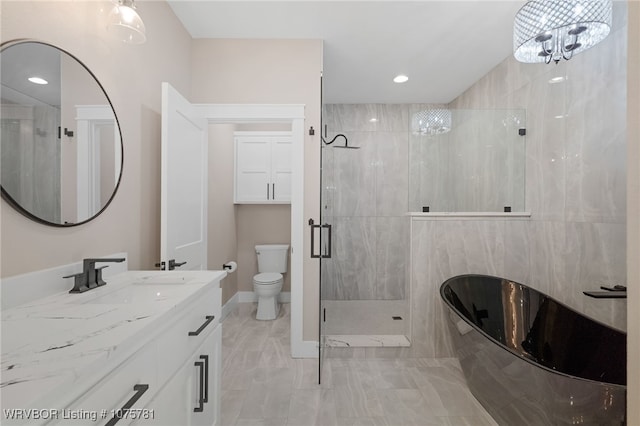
<box><xmin>161</xmin><ymin>82</ymin><xmax>208</xmax><ymax>271</ymax></box>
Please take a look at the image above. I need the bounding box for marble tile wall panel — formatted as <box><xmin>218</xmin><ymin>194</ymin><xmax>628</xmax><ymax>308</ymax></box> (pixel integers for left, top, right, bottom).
<box><xmin>509</xmin><ymin>111</ymin><xmax>527</xmax><ymax>212</ymax></box>
<box><xmin>375</xmin><ymin>217</ymin><xmax>408</xmax><ymax>300</ymax></box>
<box><xmin>525</xmin><ymin>221</ymin><xmax>566</xmax><ymax>298</ymax></box>
<box><xmin>502</xmin><ymin>219</ymin><xmax>532</xmax><ymax>286</ymax></box>
<box><xmin>410</xmin><ymin>219</ymin><xmax>437</xmax><ymax>357</ymax></box>
<box><xmin>322</xmin><ymin>103</ymin><xmax>411</xmax><ymax>302</ymax></box>
<box><xmin>331</xmin><ymin>216</ymin><xmax>377</xmax><ymax>300</ymax></box>
<box><xmin>376</xmin><ymin>131</ymin><xmax>408</xmax><ymax>216</ymax></box>
<box><xmin>409</xmin><ymin>132</ymin><xmax>451</xmax><ymax>212</ymax></box>
<box><xmin>320</xmin><ymin>145</ymin><xmax>335</xmax><ymax>219</ymax></box>
<box><xmin>511</xmin><ymin>65</ymin><xmax>568</xmax><ymax>221</ymax></box>
<box><xmin>564</xmin><ymin>25</ymin><xmax>627</xmax><ymax>224</ymax></box>
<box><xmin>408</xmin><ymin>108</ymin><xmax>526</xmax><ymax>213</ymax></box>
<box><xmin>332</xmin><ymin>131</ymin><xmax>377</xmax><ymax>218</ymax></box>
<box><xmin>3</xmin><ymin>104</ymin><xmax>62</xmax><ymax>223</ymax></box>
<box><xmin>376</xmin><ymin>104</ymin><xmax>409</xmax><ymax>133</ymax></box>
<box><xmin>564</xmin><ymin>221</ymin><xmax>627</xmax><ymax>330</ymax></box>
<box><xmin>33</xmin><ymin>105</ymin><xmax>61</xmax><ymax>223</ymax></box>
<box><xmin>408</xmin><ymin>137</ymin><xmax>424</xmax><ymax>212</ymax></box>
<box><xmin>449</xmin><ymin>111</ymin><xmax>518</xmax><ymax>212</ymax></box>
<box><xmin>326</xmin><ymin>104</ymin><xmax>379</xmax><ymax>132</ymax></box>
<box><xmin>320</xmin><ymin>237</ymin><xmax>337</xmax><ymax>300</ymax></box>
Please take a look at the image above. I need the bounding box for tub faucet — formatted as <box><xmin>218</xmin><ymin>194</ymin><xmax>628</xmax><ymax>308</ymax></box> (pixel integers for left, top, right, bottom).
<box><xmin>65</xmin><ymin>258</ymin><xmax>125</xmax><ymax>293</ymax></box>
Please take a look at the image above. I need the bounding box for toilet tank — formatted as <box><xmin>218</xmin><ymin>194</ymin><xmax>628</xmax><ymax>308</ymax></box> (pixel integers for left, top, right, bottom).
<box><xmin>255</xmin><ymin>244</ymin><xmax>289</xmax><ymax>273</ymax></box>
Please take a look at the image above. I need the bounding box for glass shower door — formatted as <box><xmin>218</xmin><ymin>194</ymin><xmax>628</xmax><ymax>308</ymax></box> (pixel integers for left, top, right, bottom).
<box><xmin>316</xmin><ymin>137</ymin><xmax>333</xmax><ymax>381</ymax></box>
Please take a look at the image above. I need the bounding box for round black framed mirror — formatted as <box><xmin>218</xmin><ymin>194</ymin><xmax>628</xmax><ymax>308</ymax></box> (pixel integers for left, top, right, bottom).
<box><xmin>0</xmin><ymin>40</ymin><xmax>123</xmax><ymax>227</ymax></box>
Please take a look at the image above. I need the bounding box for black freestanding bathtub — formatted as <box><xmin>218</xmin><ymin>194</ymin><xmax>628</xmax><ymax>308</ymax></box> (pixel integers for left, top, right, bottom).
<box><xmin>440</xmin><ymin>274</ymin><xmax>626</xmax><ymax>425</ymax></box>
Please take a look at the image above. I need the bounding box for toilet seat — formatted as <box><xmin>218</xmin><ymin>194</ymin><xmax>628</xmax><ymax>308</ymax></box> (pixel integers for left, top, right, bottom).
<box><xmin>253</xmin><ymin>272</ymin><xmax>282</xmax><ymax>285</ymax></box>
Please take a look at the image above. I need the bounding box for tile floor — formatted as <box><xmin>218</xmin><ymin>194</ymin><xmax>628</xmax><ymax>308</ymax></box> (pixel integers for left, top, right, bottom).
<box><xmin>221</xmin><ymin>303</ymin><xmax>497</xmax><ymax>426</ymax></box>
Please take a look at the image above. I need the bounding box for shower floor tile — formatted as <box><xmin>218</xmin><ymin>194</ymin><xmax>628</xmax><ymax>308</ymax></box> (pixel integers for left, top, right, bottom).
<box><xmin>322</xmin><ymin>300</ymin><xmax>408</xmax><ymax>336</ymax></box>
<box><xmin>326</xmin><ymin>334</ymin><xmax>411</xmax><ymax>347</ymax></box>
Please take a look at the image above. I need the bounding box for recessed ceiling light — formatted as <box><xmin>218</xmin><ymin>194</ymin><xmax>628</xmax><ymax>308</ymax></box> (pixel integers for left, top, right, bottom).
<box><xmin>369</xmin><ymin>118</ymin><xmax>378</xmax><ymax>123</ymax></box>
<box><xmin>28</xmin><ymin>77</ymin><xmax>48</xmax><ymax>85</ymax></box>
<box><xmin>549</xmin><ymin>76</ymin><xmax>566</xmax><ymax>84</ymax></box>
<box><xmin>393</xmin><ymin>74</ymin><xmax>409</xmax><ymax>83</ymax></box>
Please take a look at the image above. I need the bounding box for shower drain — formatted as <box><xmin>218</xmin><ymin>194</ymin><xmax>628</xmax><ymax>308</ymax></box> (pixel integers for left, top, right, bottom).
<box><xmin>392</xmin><ymin>316</ymin><xmax>403</xmax><ymax>320</ymax></box>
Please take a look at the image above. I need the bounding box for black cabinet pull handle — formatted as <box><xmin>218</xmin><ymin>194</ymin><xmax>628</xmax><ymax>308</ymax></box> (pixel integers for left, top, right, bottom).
<box><xmin>200</xmin><ymin>354</ymin><xmax>209</xmax><ymax>403</ymax></box>
<box><xmin>188</xmin><ymin>315</ymin><xmax>215</xmax><ymax>336</ymax></box>
<box><xmin>194</xmin><ymin>361</ymin><xmax>204</xmax><ymax>413</ymax></box>
<box><xmin>105</xmin><ymin>384</ymin><xmax>149</xmax><ymax>426</ymax></box>
<box><xmin>272</xmin><ymin>183</ymin><xmax>275</xmax><ymax>199</ymax></box>
<box><xmin>267</xmin><ymin>183</ymin><xmax>270</xmax><ymax>200</ymax></box>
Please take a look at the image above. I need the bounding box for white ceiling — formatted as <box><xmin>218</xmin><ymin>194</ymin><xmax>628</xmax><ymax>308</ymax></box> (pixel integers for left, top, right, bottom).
<box><xmin>167</xmin><ymin>1</ymin><xmax>526</xmax><ymax>104</ymax></box>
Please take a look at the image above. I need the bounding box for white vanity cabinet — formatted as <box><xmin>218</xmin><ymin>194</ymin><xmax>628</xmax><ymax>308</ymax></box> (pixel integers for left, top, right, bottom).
<box><xmin>52</xmin><ymin>343</ymin><xmax>158</xmax><ymax>425</ymax></box>
<box><xmin>234</xmin><ymin>132</ymin><xmax>292</xmax><ymax>204</ymax></box>
<box><xmin>0</xmin><ymin>270</ymin><xmax>225</xmax><ymax>426</ymax></box>
<box><xmin>141</xmin><ymin>325</ymin><xmax>221</xmax><ymax>426</ymax></box>
<box><xmin>138</xmin><ymin>284</ymin><xmax>222</xmax><ymax>426</ymax></box>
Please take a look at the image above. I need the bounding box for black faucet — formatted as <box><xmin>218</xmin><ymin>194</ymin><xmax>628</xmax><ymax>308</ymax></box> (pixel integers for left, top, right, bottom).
<box><xmin>64</xmin><ymin>258</ymin><xmax>126</xmax><ymax>293</ymax></box>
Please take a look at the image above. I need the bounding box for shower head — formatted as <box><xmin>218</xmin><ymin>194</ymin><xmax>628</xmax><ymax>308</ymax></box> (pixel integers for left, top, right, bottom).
<box><xmin>322</xmin><ymin>133</ymin><xmax>360</xmax><ymax>149</ymax></box>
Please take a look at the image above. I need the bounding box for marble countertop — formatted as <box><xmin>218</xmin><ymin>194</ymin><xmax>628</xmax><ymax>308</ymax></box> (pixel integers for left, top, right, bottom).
<box><xmin>1</xmin><ymin>270</ymin><xmax>226</xmax><ymax>412</ymax></box>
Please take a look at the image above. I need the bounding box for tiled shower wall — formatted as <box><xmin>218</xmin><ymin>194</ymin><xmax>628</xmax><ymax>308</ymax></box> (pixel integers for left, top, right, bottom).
<box><xmin>322</xmin><ymin>2</ymin><xmax>627</xmax><ymax>356</ymax></box>
<box><xmin>409</xmin><ymin>1</ymin><xmax>628</xmax><ymax>358</ymax></box>
<box><xmin>321</xmin><ymin>104</ymin><xmax>411</xmax><ymax>301</ymax></box>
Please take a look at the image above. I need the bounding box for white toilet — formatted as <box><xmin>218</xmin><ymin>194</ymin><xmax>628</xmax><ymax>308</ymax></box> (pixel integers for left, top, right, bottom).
<box><xmin>253</xmin><ymin>244</ymin><xmax>289</xmax><ymax>320</ymax></box>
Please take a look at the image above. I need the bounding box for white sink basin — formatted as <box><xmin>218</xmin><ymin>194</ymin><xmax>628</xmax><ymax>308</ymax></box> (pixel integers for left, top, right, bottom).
<box><xmin>131</xmin><ymin>274</ymin><xmax>196</xmax><ymax>286</ymax></box>
<box><xmin>71</xmin><ymin>271</ymin><xmax>220</xmax><ymax>304</ymax></box>
<box><xmin>84</xmin><ymin>286</ymin><xmax>181</xmax><ymax>304</ymax></box>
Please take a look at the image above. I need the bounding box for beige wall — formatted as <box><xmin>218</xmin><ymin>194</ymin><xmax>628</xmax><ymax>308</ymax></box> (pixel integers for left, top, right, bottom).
<box><xmin>627</xmin><ymin>1</ymin><xmax>639</xmax><ymax>422</ymax></box>
<box><xmin>237</xmin><ymin>205</ymin><xmax>291</xmax><ymax>293</ymax></box>
<box><xmin>0</xmin><ymin>1</ymin><xmax>192</xmax><ymax>277</ymax></box>
<box><xmin>207</xmin><ymin>124</ymin><xmax>292</xmax><ymax>305</ymax></box>
<box><xmin>190</xmin><ymin>39</ymin><xmax>322</xmax><ymax>341</ymax></box>
<box><xmin>208</xmin><ymin>124</ymin><xmax>238</xmax><ymax>304</ymax></box>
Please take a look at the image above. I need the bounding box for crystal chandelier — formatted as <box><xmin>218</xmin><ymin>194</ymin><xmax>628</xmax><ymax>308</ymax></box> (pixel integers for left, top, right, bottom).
<box><xmin>412</xmin><ymin>109</ymin><xmax>452</xmax><ymax>136</ymax></box>
<box><xmin>513</xmin><ymin>0</ymin><xmax>612</xmax><ymax>64</ymax></box>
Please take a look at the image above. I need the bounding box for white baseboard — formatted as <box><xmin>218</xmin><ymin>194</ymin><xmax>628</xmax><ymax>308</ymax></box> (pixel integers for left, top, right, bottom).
<box><xmin>292</xmin><ymin>339</ymin><xmax>319</xmax><ymax>358</ymax></box>
<box><xmin>220</xmin><ymin>292</ymin><xmax>238</xmax><ymax>322</ymax></box>
<box><xmin>237</xmin><ymin>291</ymin><xmax>291</xmax><ymax>303</ymax></box>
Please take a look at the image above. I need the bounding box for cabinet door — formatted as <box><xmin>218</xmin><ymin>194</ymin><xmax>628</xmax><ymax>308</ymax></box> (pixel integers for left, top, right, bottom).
<box><xmin>270</xmin><ymin>137</ymin><xmax>292</xmax><ymax>202</ymax></box>
<box><xmin>194</xmin><ymin>325</ymin><xmax>221</xmax><ymax>426</ymax></box>
<box><xmin>138</xmin><ymin>325</ymin><xmax>221</xmax><ymax>426</ymax></box>
<box><xmin>51</xmin><ymin>343</ymin><xmax>157</xmax><ymax>426</ymax></box>
<box><xmin>235</xmin><ymin>137</ymin><xmax>271</xmax><ymax>202</ymax></box>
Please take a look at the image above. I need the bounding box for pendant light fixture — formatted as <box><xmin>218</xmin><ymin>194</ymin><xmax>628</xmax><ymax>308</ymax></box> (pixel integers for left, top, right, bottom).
<box><xmin>412</xmin><ymin>109</ymin><xmax>452</xmax><ymax>136</ymax></box>
<box><xmin>107</xmin><ymin>0</ymin><xmax>146</xmax><ymax>44</ymax></box>
<box><xmin>513</xmin><ymin>0</ymin><xmax>612</xmax><ymax>64</ymax></box>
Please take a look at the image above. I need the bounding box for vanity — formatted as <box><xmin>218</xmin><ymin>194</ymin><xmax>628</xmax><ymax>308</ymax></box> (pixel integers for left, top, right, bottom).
<box><xmin>1</xmin><ymin>270</ymin><xmax>226</xmax><ymax>425</ymax></box>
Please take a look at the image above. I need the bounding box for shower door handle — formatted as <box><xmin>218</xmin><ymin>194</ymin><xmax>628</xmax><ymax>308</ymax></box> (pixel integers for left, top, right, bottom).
<box><xmin>322</xmin><ymin>224</ymin><xmax>332</xmax><ymax>258</ymax></box>
<box><xmin>310</xmin><ymin>218</ymin><xmax>321</xmax><ymax>258</ymax></box>
<box><xmin>309</xmin><ymin>219</ymin><xmax>332</xmax><ymax>259</ymax></box>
